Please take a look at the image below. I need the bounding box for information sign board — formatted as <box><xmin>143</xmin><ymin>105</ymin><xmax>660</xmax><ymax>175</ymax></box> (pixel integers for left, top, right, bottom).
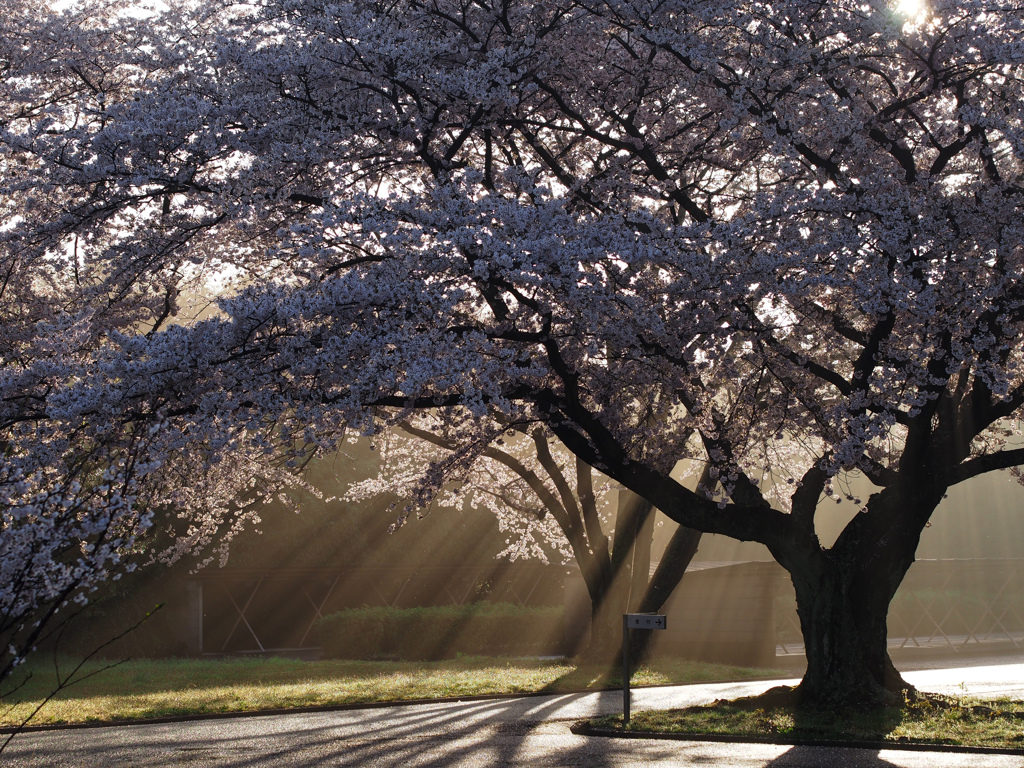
<box><xmin>625</xmin><ymin>614</ymin><xmax>667</xmax><ymax>630</ymax></box>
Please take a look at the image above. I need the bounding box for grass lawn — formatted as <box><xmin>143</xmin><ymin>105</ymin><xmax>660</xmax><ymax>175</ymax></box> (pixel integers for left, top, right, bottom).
<box><xmin>590</xmin><ymin>694</ymin><xmax>1024</xmax><ymax>751</ymax></box>
<box><xmin>0</xmin><ymin>655</ymin><xmax>777</xmax><ymax>728</ymax></box>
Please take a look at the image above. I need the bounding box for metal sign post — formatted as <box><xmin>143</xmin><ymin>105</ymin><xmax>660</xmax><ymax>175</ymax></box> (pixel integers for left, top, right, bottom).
<box><xmin>622</xmin><ymin>614</ymin><xmax>631</xmax><ymax>724</ymax></box>
<box><xmin>622</xmin><ymin>613</ymin><xmax>667</xmax><ymax>725</ymax></box>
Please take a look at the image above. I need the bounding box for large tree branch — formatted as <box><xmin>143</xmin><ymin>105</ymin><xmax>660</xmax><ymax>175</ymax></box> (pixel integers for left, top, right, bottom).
<box><xmin>576</xmin><ymin>456</ymin><xmax>610</xmax><ymax>565</ymax></box>
<box><xmin>791</xmin><ymin>461</ymin><xmax>828</xmax><ymax>537</ymax></box>
<box><xmin>852</xmin><ymin>310</ymin><xmax>896</xmax><ymax>387</ymax></box>
<box><xmin>531</xmin><ymin>427</ymin><xmax>586</xmax><ymax>536</ymax></box>
<box><xmin>949</xmin><ymin>448</ymin><xmax>1024</xmax><ymax>485</ymax></box>
<box><xmin>537</xmin><ymin>388</ymin><xmax>791</xmax><ymax>549</ymax></box>
<box><xmin>858</xmin><ymin>458</ymin><xmax>899</xmax><ymax>488</ymax></box>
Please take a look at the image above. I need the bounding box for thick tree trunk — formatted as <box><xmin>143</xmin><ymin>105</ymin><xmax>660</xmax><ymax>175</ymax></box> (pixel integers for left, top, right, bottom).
<box><xmin>626</xmin><ymin>503</ymin><xmax>655</xmax><ymax>611</ymax></box>
<box><xmin>629</xmin><ymin>524</ymin><xmax>702</xmax><ymax>664</ymax></box>
<box><xmin>586</xmin><ymin>585</ymin><xmax>622</xmax><ymax>656</ymax></box>
<box><xmin>786</xmin><ymin>478</ymin><xmax>950</xmax><ymax>709</ymax></box>
<box><xmin>790</xmin><ymin>560</ymin><xmax>911</xmax><ymax>709</ymax></box>
<box><xmin>580</xmin><ymin>491</ymin><xmax>656</xmax><ymax>658</ymax></box>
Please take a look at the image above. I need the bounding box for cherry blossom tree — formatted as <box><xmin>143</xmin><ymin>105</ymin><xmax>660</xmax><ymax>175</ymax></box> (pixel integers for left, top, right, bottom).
<box><xmin>5</xmin><ymin>0</ymin><xmax>1024</xmax><ymax>709</ymax></box>
<box><xmin>0</xmin><ymin>0</ymin><xmax>314</xmax><ymax>690</ymax></box>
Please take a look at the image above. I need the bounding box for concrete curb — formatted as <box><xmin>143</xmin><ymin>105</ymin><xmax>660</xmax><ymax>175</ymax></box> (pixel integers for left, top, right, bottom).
<box><xmin>570</xmin><ymin>721</ymin><xmax>1024</xmax><ymax>756</ymax></box>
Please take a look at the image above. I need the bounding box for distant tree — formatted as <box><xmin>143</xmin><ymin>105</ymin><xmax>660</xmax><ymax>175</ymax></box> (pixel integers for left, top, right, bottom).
<box><xmin>5</xmin><ymin>0</ymin><xmax>1024</xmax><ymax>711</ymax></box>
<box><xmin>348</xmin><ymin>418</ymin><xmax>703</xmax><ymax>655</ymax></box>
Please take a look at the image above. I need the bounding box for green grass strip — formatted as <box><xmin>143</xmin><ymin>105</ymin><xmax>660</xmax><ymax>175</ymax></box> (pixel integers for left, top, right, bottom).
<box><xmin>591</xmin><ymin>695</ymin><xmax>1024</xmax><ymax>751</ymax></box>
<box><xmin>1</xmin><ymin>656</ymin><xmax>776</xmax><ymax>727</ymax></box>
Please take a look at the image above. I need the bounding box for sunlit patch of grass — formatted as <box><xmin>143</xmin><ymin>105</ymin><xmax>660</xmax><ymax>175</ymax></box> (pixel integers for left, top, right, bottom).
<box><xmin>591</xmin><ymin>695</ymin><xmax>1024</xmax><ymax>750</ymax></box>
<box><xmin>0</xmin><ymin>655</ymin><xmax>778</xmax><ymax>727</ymax></box>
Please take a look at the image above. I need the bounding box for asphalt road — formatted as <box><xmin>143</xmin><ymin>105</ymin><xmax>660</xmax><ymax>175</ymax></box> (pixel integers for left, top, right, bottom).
<box><xmin>4</xmin><ymin>660</ymin><xmax>1024</xmax><ymax>767</ymax></box>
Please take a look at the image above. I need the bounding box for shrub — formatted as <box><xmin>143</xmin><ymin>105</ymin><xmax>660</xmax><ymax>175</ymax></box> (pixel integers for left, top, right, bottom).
<box><xmin>312</xmin><ymin>603</ymin><xmax>563</xmax><ymax>660</ymax></box>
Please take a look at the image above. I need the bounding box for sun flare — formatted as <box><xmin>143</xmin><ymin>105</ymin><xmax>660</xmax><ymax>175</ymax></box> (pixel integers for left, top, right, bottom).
<box><xmin>896</xmin><ymin>0</ymin><xmax>925</xmax><ymax>17</ymax></box>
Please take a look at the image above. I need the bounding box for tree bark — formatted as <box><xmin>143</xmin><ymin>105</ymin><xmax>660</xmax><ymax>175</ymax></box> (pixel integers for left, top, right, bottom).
<box><xmin>786</xmin><ymin>483</ymin><xmax>938</xmax><ymax>709</ymax></box>
<box><xmin>790</xmin><ymin>558</ymin><xmax>911</xmax><ymax>708</ymax></box>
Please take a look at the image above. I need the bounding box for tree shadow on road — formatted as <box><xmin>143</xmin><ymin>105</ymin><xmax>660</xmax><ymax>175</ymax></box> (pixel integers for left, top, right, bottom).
<box><xmin>7</xmin><ymin>688</ymin><xmax>995</xmax><ymax>767</ymax></box>
<box><xmin>761</xmin><ymin>746</ymin><xmax>911</xmax><ymax>768</ymax></box>
<box><xmin>1</xmin><ymin>691</ymin><xmax>679</xmax><ymax>768</ymax></box>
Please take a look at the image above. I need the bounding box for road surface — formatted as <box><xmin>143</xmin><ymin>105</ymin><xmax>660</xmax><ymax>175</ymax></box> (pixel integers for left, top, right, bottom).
<box><xmin>4</xmin><ymin>660</ymin><xmax>1024</xmax><ymax>767</ymax></box>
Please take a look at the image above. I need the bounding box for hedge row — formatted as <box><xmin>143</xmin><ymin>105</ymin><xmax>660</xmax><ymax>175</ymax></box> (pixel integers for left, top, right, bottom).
<box><xmin>311</xmin><ymin>603</ymin><xmax>564</xmax><ymax>660</ymax></box>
